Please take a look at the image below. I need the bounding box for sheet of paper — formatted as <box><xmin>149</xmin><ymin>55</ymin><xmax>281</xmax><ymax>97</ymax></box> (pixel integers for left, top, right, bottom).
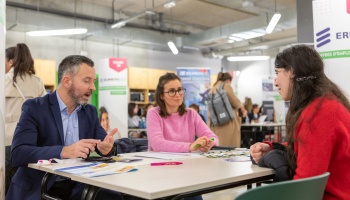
<box><xmin>134</xmin><ymin>152</ymin><xmax>194</xmax><ymax>160</ymax></box>
<box><xmin>54</xmin><ymin>162</ymin><xmax>137</xmax><ymax>178</ymax></box>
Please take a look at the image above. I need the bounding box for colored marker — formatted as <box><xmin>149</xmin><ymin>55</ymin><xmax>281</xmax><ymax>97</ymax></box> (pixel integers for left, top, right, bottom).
<box><xmin>150</xmin><ymin>162</ymin><xmax>183</xmax><ymax>166</ymax></box>
<box><xmin>195</xmin><ymin>138</ymin><xmax>215</xmax><ymax>148</ymax></box>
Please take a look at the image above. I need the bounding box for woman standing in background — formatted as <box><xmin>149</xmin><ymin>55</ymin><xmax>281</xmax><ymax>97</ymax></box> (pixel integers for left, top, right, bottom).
<box><xmin>209</xmin><ymin>72</ymin><xmax>244</xmax><ymax>148</ymax></box>
<box><xmin>5</xmin><ymin>43</ymin><xmax>46</xmax><ymax>194</ymax></box>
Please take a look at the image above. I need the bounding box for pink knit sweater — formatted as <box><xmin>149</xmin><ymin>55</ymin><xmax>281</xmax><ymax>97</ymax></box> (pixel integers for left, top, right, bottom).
<box><xmin>147</xmin><ymin>107</ymin><xmax>219</xmax><ymax>152</ymax></box>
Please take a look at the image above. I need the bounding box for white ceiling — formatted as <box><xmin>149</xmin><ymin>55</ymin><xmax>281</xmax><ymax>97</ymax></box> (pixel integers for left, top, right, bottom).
<box><xmin>6</xmin><ymin>0</ymin><xmax>297</xmax><ymax>57</ymax></box>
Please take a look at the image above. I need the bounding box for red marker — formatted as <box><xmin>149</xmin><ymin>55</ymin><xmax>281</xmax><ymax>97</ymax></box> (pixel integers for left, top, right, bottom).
<box><xmin>150</xmin><ymin>162</ymin><xmax>183</xmax><ymax>166</ymax></box>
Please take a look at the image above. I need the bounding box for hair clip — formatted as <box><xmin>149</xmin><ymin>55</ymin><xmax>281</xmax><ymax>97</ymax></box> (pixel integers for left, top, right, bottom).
<box><xmin>296</xmin><ymin>75</ymin><xmax>316</xmax><ymax>82</ymax></box>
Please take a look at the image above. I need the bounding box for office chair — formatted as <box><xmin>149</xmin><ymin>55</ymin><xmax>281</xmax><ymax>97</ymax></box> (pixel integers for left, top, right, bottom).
<box><xmin>235</xmin><ymin>172</ymin><xmax>330</xmax><ymax>200</ymax></box>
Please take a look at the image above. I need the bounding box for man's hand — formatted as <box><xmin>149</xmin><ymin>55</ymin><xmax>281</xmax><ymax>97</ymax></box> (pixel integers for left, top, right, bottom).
<box><xmin>250</xmin><ymin>142</ymin><xmax>271</xmax><ymax>164</ymax></box>
<box><xmin>97</xmin><ymin>128</ymin><xmax>117</xmax><ymax>155</ymax></box>
<box><xmin>61</xmin><ymin>139</ymin><xmax>100</xmax><ymax>159</ymax></box>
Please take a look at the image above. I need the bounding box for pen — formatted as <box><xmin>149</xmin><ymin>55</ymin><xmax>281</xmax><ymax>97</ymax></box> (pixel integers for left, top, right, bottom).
<box><xmin>150</xmin><ymin>162</ymin><xmax>183</xmax><ymax>166</ymax></box>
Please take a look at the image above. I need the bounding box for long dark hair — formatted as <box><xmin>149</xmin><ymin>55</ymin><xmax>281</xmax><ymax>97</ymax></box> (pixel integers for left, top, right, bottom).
<box><xmin>214</xmin><ymin>72</ymin><xmax>232</xmax><ymax>86</ymax></box>
<box><xmin>11</xmin><ymin>43</ymin><xmax>35</xmax><ymax>83</ymax></box>
<box><xmin>128</xmin><ymin>102</ymin><xmax>137</xmax><ymax>118</ymax></box>
<box><xmin>155</xmin><ymin>73</ymin><xmax>186</xmax><ymax>117</ymax></box>
<box><xmin>275</xmin><ymin>45</ymin><xmax>350</xmax><ymax>176</ymax></box>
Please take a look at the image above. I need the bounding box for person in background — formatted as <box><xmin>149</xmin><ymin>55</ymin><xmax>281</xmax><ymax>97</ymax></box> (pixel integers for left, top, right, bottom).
<box><xmin>128</xmin><ymin>102</ymin><xmax>141</xmax><ymax>138</ymax></box>
<box><xmin>244</xmin><ymin>97</ymin><xmax>253</xmax><ymax>113</ymax></box>
<box><xmin>7</xmin><ymin>55</ymin><xmax>123</xmax><ymax>200</ymax></box>
<box><xmin>142</xmin><ymin>103</ymin><xmax>154</xmax><ymax>119</ymax></box>
<box><xmin>147</xmin><ymin>73</ymin><xmax>218</xmax><ymax>155</ymax></box>
<box><xmin>128</xmin><ymin>102</ymin><xmax>139</xmax><ymax>128</ymax></box>
<box><xmin>209</xmin><ymin>72</ymin><xmax>244</xmax><ymax>148</ymax></box>
<box><xmin>248</xmin><ymin>104</ymin><xmax>265</xmax><ymax>142</ymax></box>
<box><xmin>4</xmin><ymin>43</ymin><xmax>46</xmax><ymax>194</ymax></box>
<box><xmin>189</xmin><ymin>103</ymin><xmax>206</xmax><ymax>123</ymax></box>
<box><xmin>99</xmin><ymin>106</ymin><xmax>121</xmax><ymax>139</ymax></box>
<box><xmin>248</xmin><ymin>104</ymin><xmax>260</xmax><ymax>123</ymax></box>
<box><xmin>250</xmin><ymin>45</ymin><xmax>350</xmax><ymax>199</ymax></box>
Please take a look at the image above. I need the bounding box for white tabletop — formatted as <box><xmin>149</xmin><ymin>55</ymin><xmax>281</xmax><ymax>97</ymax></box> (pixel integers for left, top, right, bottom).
<box><xmin>29</xmin><ymin>152</ymin><xmax>274</xmax><ymax>199</ymax></box>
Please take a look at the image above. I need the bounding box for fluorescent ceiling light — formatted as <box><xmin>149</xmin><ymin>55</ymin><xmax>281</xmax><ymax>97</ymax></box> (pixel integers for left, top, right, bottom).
<box><xmin>229</xmin><ymin>28</ymin><xmax>266</xmax><ymax>42</ymax></box>
<box><xmin>235</xmin><ymin>71</ymin><xmax>241</xmax><ymax>76</ymax></box>
<box><xmin>227</xmin><ymin>56</ymin><xmax>270</xmax><ymax>61</ymax></box>
<box><xmin>26</xmin><ymin>28</ymin><xmax>87</xmax><ymax>36</ymax></box>
<box><xmin>111</xmin><ymin>10</ymin><xmax>155</xmax><ymax>29</ymax></box>
<box><xmin>167</xmin><ymin>41</ymin><xmax>178</xmax><ymax>55</ymax></box>
<box><xmin>266</xmin><ymin>13</ymin><xmax>281</xmax><ymax>34</ymax></box>
<box><xmin>164</xmin><ymin>1</ymin><xmax>176</xmax><ymax>8</ymax></box>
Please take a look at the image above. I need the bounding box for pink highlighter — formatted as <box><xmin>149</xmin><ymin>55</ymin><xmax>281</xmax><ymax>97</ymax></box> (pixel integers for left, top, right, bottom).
<box><xmin>150</xmin><ymin>162</ymin><xmax>183</xmax><ymax>166</ymax></box>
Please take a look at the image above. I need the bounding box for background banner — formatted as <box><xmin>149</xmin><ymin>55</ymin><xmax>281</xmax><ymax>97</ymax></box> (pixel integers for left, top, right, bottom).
<box><xmin>177</xmin><ymin>68</ymin><xmax>211</xmax><ymax>122</ymax></box>
<box><xmin>98</xmin><ymin>58</ymin><xmax>128</xmax><ymax>138</ymax></box>
<box><xmin>313</xmin><ymin>0</ymin><xmax>350</xmax><ymax>96</ymax></box>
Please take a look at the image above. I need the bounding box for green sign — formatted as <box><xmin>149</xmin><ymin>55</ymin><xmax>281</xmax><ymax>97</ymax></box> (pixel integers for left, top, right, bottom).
<box><xmin>319</xmin><ymin>49</ymin><xmax>350</xmax><ymax>59</ymax></box>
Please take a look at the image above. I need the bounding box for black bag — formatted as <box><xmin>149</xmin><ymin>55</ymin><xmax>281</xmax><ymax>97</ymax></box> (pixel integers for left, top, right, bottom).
<box><xmin>206</xmin><ymin>82</ymin><xmax>234</xmax><ymax>126</ymax></box>
<box><xmin>115</xmin><ymin>138</ymin><xmax>148</xmax><ymax>154</ymax></box>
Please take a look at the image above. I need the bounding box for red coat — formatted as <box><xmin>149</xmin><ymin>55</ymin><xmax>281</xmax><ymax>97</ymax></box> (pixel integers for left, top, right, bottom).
<box><xmin>265</xmin><ymin>95</ymin><xmax>350</xmax><ymax>199</ymax></box>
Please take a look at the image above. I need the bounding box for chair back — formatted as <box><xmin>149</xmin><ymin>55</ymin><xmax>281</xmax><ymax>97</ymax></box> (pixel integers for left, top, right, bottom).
<box><xmin>235</xmin><ymin>172</ymin><xmax>330</xmax><ymax>200</ymax></box>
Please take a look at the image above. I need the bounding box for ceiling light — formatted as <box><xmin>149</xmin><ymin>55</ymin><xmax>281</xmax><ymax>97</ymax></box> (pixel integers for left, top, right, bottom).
<box><xmin>266</xmin><ymin>13</ymin><xmax>281</xmax><ymax>34</ymax></box>
<box><xmin>26</xmin><ymin>28</ymin><xmax>87</xmax><ymax>36</ymax></box>
<box><xmin>168</xmin><ymin>41</ymin><xmax>178</xmax><ymax>55</ymax></box>
<box><xmin>235</xmin><ymin>71</ymin><xmax>241</xmax><ymax>77</ymax></box>
<box><xmin>164</xmin><ymin>1</ymin><xmax>176</xmax><ymax>8</ymax></box>
<box><xmin>227</xmin><ymin>56</ymin><xmax>270</xmax><ymax>61</ymax></box>
<box><xmin>111</xmin><ymin>10</ymin><xmax>155</xmax><ymax>29</ymax></box>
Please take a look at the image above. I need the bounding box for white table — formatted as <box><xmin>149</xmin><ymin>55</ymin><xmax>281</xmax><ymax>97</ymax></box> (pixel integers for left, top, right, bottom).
<box><xmin>29</xmin><ymin>152</ymin><xmax>275</xmax><ymax>200</ymax></box>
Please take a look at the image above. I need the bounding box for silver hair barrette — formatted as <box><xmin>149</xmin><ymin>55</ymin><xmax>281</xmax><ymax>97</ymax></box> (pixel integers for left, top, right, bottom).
<box><xmin>296</xmin><ymin>75</ymin><xmax>316</xmax><ymax>82</ymax></box>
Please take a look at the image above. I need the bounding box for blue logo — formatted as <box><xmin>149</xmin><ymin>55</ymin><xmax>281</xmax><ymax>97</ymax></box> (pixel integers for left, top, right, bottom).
<box><xmin>316</xmin><ymin>27</ymin><xmax>331</xmax><ymax>48</ymax></box>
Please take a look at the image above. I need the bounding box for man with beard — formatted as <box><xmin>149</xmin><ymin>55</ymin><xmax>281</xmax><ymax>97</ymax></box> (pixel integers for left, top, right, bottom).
<box><xmin>6</xmin><ymin>55</ymin><xmax>124</xmax><ymax>200</ymax></box>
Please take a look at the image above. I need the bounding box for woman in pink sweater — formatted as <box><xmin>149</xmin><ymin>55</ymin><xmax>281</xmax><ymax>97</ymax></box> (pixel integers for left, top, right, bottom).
<box><xmin>250</xmin><ymin>45</ymin><xmax>350</xmax><ymax>200</ymax></box>
<box><xmin>147</xmin><ymin>73</ymin><xmax>219</xmax><ymax>153</ymax></box>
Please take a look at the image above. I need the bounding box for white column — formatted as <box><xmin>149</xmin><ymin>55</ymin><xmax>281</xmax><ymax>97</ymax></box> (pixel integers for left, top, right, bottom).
<box><xmin>0</xmin><ymin>0</ymin><xmax>6</xmax><ymax>199</ymax></box>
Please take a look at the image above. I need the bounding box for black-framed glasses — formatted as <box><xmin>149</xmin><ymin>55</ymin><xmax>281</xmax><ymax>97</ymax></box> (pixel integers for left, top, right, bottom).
<box><xmin>162</xmin><ymin>88</ymin><xmax>186</xmax><ymax>97</ymax></box>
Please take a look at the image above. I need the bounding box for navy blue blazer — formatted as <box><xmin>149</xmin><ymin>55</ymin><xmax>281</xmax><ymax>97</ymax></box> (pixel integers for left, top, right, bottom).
<box><xmin>6</xmin><ymin>91</ymin><xmax>107</xmax><ymax>200</ymax></box>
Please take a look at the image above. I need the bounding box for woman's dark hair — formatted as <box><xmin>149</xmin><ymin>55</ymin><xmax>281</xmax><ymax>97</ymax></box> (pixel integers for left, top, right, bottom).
<box><xmin>128</xmin><ymin>102</ymin><xmax>137</xmax><ymax>118</ymax></box>
<box><xmin>11</xmin><ymin>43</ymin><xmax>35</xmax><ymax>84</ymax></box>
<box><xmin>214</xmin><ymin>72</ymin><xmax>232</xmax><ymax>86</ymax></box>
<box><xmin>155</xmin><ymin>73</ymin><xmax>186</xmax><ymax>117</ymax></box>
<box><xmin>99</xmin><ymin>106</ymin><xmax>108</xmax><ymax>123</ymax></box>
<box><xmin>189</xmin><ymin>103</ymin><xmax>200</xmax><ymax>113</ymax></box>
<box><xmin>142</xmin><ymin>103</ymin><xmax>154</xmax><ymax>118</ymax></box>
<box><xmin>252</xmin><ymin>104</ymin><xmax>259</xmax><ymax>110</ymax></box>
<box><xmin>6</xmin><ymin>46</ymin><xmax>15</xmax><ymax>61</ymax></box>
<box><xmin>275</xmin><ymin>45</ymin><xmax>350</xmax><ymax>176</ymax></box>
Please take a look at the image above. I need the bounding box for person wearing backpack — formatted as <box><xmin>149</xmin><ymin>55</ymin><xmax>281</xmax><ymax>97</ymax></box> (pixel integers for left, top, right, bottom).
<box><xmin>209</xmin><ymin>72</ymin><xmax>245</xmax><ymax>148</ymax></box>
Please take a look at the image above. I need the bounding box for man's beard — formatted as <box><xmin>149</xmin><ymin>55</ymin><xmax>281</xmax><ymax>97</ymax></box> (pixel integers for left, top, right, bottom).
<box><xmin>68</xmin><ymin>83</ymin><xmax>88</xmax><ymax>106</ymax></box>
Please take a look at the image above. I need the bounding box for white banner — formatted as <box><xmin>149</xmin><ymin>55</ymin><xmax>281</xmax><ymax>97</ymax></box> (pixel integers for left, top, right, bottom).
<box><xmin>97</xmin><ymin>58</ymin><xmax>128</xmax><ymax>138</ymax></box>
<box><xmin>313</xmin><ymin>0</ymin><xmax>350</xmax><ymax>97</ymax></box>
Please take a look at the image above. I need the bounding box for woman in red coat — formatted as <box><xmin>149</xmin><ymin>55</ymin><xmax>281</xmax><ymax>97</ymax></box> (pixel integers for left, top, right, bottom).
<box><xmin>250</xmin><ymin>45</ymin><xmax>350</xmax><ymax>200</ymax></box>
